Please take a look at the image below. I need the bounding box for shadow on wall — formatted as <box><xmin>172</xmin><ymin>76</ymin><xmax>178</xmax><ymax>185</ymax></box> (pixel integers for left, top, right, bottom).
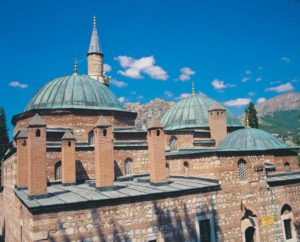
<box><xmin>46</xmin><ymin>197</ymin><xmax>222</xmax><ymax>241</ymax></box>
<box><xmin>76</xmin><ymin>160</ymin><xmax>89</xmax><ymax>181</ymax></box>
<box><xmin>114</xmin><ymin>160</ymin><xmax>123</xmax><ymax>180</ymax></box>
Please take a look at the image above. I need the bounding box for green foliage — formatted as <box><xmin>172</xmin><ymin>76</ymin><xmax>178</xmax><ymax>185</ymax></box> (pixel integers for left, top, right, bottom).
<box><xmin>245</xmin><ymin>102</ymin><xmax>259</xmax><ymax>128</ymax></box>
<box><xmin>0</xmin><ymin>107</ymin><xmax>9</xmax><ymax>160</ymax></box>
<box><xmin>293</xmin><ymin>136</ymin><xmax>300</xmax><ymax>145</ymax></box>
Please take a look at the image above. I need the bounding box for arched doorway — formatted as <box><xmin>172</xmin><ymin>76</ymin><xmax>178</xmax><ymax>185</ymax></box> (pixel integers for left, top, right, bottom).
<box><xmin>245</xmin><ymin>227</ymin><xmax>255</xmax><ymax>242</ymax></box>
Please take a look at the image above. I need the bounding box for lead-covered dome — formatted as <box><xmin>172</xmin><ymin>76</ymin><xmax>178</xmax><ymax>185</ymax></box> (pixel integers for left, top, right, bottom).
<box><xmin>218</xmin><ymin>128</ymin><xmax>289</xmax><ymax>151</ymax></box>
<box><xmin>161</xmin><ymin>95</ymin><xmax>242</xmax><ymax>130</ymax></box>
<box><xmin>25</xmin><ymin>75</ymin><xmax>124</xmax><ymax>112</ymax></box>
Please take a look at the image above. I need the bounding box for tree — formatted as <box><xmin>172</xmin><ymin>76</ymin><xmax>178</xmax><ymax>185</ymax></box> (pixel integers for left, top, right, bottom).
<box><xmin>0</xmin><ymin>107</ymin><xmax>9</xmax><ymax>160</ymax></box>
<box><xmin>245</xmin><ymin>102</ymin><xmax>259</xmax><ymax>128</ymax></box>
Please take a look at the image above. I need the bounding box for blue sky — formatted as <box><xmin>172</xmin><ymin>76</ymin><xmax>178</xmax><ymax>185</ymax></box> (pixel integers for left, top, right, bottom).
<box><xmin>1</xmin><ymin>0</ymin><xmax>300</xmax><ymax>133</ymax></box>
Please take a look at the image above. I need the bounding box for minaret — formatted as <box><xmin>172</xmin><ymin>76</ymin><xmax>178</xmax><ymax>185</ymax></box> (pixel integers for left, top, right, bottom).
<box><xmin>87</xmin><ymin>16</ymin><xmax>104</xmax><ymax>82</ymax></box>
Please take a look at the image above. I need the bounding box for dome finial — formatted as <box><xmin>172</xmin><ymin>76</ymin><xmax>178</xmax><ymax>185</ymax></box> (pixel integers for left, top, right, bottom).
<box><xmin>245</xmin><ymin>111</ymin><xmax>250</xmax><ymax>128</ymax></box>
<box><xmin>192</xmin><ymin>81</ymin><xmax>195</xmax><ymax>96</ymax></box>
<box><xmin>73</xmin><ymin>58</ymin><xmax>78</xmax><ymax>75</ymax></box>
<box><xmin>93</xmin><ymin>16</ymin><xmax>96</xmax><ymax>28</ymax></box>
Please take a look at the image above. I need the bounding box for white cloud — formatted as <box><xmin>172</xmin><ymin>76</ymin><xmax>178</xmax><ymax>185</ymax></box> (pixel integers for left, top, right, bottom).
<box><xmin>256</xmin><ymin>77</ymin><xmax>262</xmax><ymax>82</ymax></box>
<box><xmin>241</xmin><ymin>77</ymin><xmax>250</xmax><ymax>83</ymax></box>
<box><xmin>257</xmin><ymin>97</ymin><xmax>266</xmax><ymax>104</ymax></box>
<box><xmin>103</xmin><ymin>64</ymin><xmax>112</xmax><ymax>73</ymax></box>
<box><xmin>137</xmin><ymin>95</ymin><xmax>143</xmax><ymax>100</ymax></box>
<box><xmin>270</xmin><ymin>80</ymin><xmax>281</xmax><ymax>85</ymax></box>
<box><xmin>223</xmin><ymin>98</ymin><xmax>251</xmax><ymax>107</ymax></box>
<box><xmin>164</xmin><ymin>91</ymin><xmax>173</xmax><ymax>98</ymax></box>
<box><xmin>177</xmin><ymin>67</ymin><xmax>195</xmax><ymax>81</ymax></box>
<box><xmin>281</xmin><ymin>56</ymin><xmax>290</xmax><ymax>63</ymax></box>
<box><xmin>245</xmin><ymin>70</ymin><xmax>252</xmax><ymax>75</ymax></box>
<box><xmin>248</xmin><ymin>92</ymin><xmax>255</xmax><ymax>96</ymax></box>
<box><xmin>110</xmin><ymin>79</ymin><xmax>127</xmax><ymax>88</ymax></box>
<box><xmin>118</xmin><ymin>96</ymin><xmax>126</xmax><ymax>103</ymax></box>
<box><xmin>211</xmin><ymin>78</ymin><xmax>235</xmax><ymax>90</ymax></box>
<box><xmin>9</xmin><ymin>81</ymin><xmax>28</xmax><ymax>88</ymax></box>
<box><xmin>266</xmin><ymin>82</ymin><xmax>294</xmax><ymax>93</ymax></box>
<box><xmin>115</xmin><ymin>55</ymin><xmax>168</xmax><ymax>80</ymax></box>
<box><xmin>176</xmin><ymin>93</ymin><xmax>191</xmax><ymax>100</ymax></box>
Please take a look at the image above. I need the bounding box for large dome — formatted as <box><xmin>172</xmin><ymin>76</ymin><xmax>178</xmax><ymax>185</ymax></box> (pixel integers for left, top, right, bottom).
<box><xmin>25</xmin><ymin>75</ymin><xmax>124</xmax><ymax>112</ymax></box>
<box><xmin>218</xmin><ymin>128</ymin><xmax>289</xmax><ymax>151</ymax></box>
<box><xmin>161</xmin><ymin>95</ymin><xmax>242</xmax><ymax>130</ymax></box>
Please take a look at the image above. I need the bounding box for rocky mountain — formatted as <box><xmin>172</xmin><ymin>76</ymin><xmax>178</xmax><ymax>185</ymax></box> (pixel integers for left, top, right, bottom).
<box><xmin>124</xmin><ymin>99</ymin><xmax>174</xmax><ymax>129</ymax></box>
<box><xmin>255</xmin><ymin>92</ymin><xmax>300</xmax><ymax>117</ymax></box>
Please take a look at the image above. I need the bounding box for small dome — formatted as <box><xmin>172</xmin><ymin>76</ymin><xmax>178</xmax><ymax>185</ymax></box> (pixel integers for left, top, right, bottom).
<box><xmin>25</xmin><ymin>75</ymin><xmax>123</xmax><ymax>112</ymax></box>
<box><xmin>161</xmin><ymin>95</ymin><xmax>242</xmax><ymax>130</ymax></box>
<box><xmin>218</xmin><ymin>128</ymin><xmax>289</xmax><ymax>151</ymax></box>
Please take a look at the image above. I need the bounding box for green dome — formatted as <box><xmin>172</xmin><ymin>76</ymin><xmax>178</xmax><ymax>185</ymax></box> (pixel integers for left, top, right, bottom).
<box><xmin>161</xmin><ymin>95</ymin><xmax>242</xmax><ymax>130</ymax></box>
<box><xmin>218</xmin><ymin>128</ymin><xmax>289</xmax><ymax>151</ymax></box>
<box><xmin>25</xmin><ymin>75</ymin><xmax>124</xmax><ymax>112</ymax></box>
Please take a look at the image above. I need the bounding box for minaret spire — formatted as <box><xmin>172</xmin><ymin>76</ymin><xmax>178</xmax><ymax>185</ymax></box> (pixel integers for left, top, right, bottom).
<box><xmin>73</xmin><ymin>58</ymin><xmax>78</xmax><ymax>75</ymax></box>
<box><xmin>87</xmin><ymin>16</ymin><xmax>106</xmax><ymax>83</ymax></box>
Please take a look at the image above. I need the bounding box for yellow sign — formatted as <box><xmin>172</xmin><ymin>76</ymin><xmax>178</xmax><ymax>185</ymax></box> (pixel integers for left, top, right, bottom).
<box><xmin>261</xmin><ymin>216</ymin><xmax>275</xmax><ymax>226</ymax></box>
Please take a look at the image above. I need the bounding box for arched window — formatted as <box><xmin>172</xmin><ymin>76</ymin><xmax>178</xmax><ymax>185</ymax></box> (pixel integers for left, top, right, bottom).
<box><xmin>281</xmin><ymin>204</ymin><xmax>296</xmax><ymax>241</ymax></box>
<box><xmin>124</xmin><ymin>158</ymin><xmax>133</xmax><ymax>176</ymax></box>
<box><xmin>284</xmin><ymin>162</ymin><xmax>290</xmax><ymax>172</ymax></box>
<box><xmin>55</xmin><ymin>161</ymin><xmax>62</xmax><ymax>181</ymax></box>
<box><xmin>238</xmin><ymin>159</ymin><xmax>247</xmax><ymax>181</ymax></box>
<box><xmin>35</xmin><ymin>129</ymin><xmax>41</xmax><ymax>137</ymax></box>
<box><xmin>88</xmin><ymin>130</ymin><xmax>94</xmax><ymax>145</ymax></box>
<box><xmin>166</xmin><ymin>163</ymin><xmax>170</xmax><ymax>177</ymax></box>
<box><xmin>184</xmin><ymin>161</ymin><xmax>190</xmax><ymax>176</ymax></box>
<box><xmin>169</xmin><ymin>136</ymin><xmax>177</xmax><ymax>151</ymax></box>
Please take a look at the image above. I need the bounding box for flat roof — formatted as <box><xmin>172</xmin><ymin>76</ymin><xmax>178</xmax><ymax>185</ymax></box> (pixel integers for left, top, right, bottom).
<box><xmin>15</xmin><ymin>176</ymin><xmax>220</xmax><ymax>214</ymax></box>
<box><xmin>267</xmin><ymin>172</ymin><xmax>300</xmax><ymax>186</ymax></box>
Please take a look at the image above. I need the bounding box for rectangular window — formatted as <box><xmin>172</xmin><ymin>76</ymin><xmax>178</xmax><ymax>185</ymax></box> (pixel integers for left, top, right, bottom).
<box><xmin>196</xmin><ymin>214</ymin><xmax>216</xmax><ymax>242</ymax></box>
<box><xmin>199</xmin><ymin>219</ymin><xmax>211</xmax><ymax>242</ymax></box>
<box><xmin>284</xmin><ymin>219</ymin><xmax>292</xmax><ymax>240</ymax></box>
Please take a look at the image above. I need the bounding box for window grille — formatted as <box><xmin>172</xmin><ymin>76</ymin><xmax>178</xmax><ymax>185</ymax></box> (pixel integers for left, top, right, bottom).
<box><xmin>88</xmin><ymin>131</ymin><xmax>94</xmax><ymax>145</ymax></box>
<box><xmin>284</xmin><ymin>162</ymin><xmax>290</xmax><ymax>172</ymax></box>
<box><xmin>125</xmin><ymin>158</ymin><xmax>133</xmax><ymax>175</ymax></box>
<box><xmin>184</xmin><ymin>162</ymin><xmax>190</xmax><ymax>176</ymax></box>
<box><xmin>238</xmin><ymin>159</ymin><xmax>247</xmax><ymax>181</ymax></box>
<box><xmin>169</xmin><ymin>136</ymin><xmax>177</xmax><ymax>151</ymax></box>
<box><xmin>55</xmin><ymin>161</ymin><xmax>62</xmax><ymax>181</ymax></box>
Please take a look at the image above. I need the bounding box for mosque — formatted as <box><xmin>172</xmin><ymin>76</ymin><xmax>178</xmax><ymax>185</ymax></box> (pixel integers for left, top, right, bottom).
<box><xmin>1</xmin><ymin>17</ymin><xmax>300</xmax><ymax>242</ymax></box>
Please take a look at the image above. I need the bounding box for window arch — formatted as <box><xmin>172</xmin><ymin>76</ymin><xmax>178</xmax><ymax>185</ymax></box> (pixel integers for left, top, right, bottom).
<box><xmin>184</xmin><ymin>161</ymin><xmax>190</xmax><ymax>176</ymax></box>
<box><xmin>35</xmin><ymin>129</ymin><xmax>41</xmax><ymax>137</ymax></box>
<box><xmin>169</xmin><ymin>136</ymin><xmax>177</xmax><ymax>151</ymax></box>
<box><xmin>55</xmin><ymin>161</ymin><xmax>62</xmax><ymax>181</ymax></box>
<box><xmin>88</xmin><ymin>130</ymin><xmax>94</xmax><ymax>145</ymax></box>
<box><xmin>238</xmin><ymin>159</ymin><xmax>247</xmax><ymax>181</ymax></box>
<box><xmin>284</xmin><ymin>162</ymin><xmax>290</xmax><ymax>172</ymax></box>
<box><xmin>281</xmin><ymin>204</ymin><xmax>296</xmax><ymax>241</ymax></box>
<box><xmin>124</xmin><ymin>158</ymin><xmax>133</xmax><ymax>176</ymax></box>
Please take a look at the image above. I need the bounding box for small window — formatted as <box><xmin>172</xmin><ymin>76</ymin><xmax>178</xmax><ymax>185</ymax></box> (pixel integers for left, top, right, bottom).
<box><xmin>55</xmin><ymin>161</ymin><xmax>62</xmax><ymax>181</ymax></box>
<box><xmin>68</xmin><ymin>141</ymin><xmax>71</xmax><ymax>147</ymax></box>
<box><xmin>284</xmin><ymin>162</ymin><xmax>290</xmax><ymax>172</ymax></box>
<box><xmin>184</xmin><ymin>161</ymin><xmax>190</xmax><ymax>176</ymax></box>
<box><xmin>35</xmin><ymin>129</ymin><xmax>41</xmax><ymax>137</ymax></box>
<box><xmin>166</xmin><ymin>163</ymin><xmax>170</xmax><ymax>177</ymax></box>
<box><xmin>103</xmin><ymin>129</ymin><xmax>107</xmax><ymax>137</ymax></box>
<box><xmin>238</xmin><ymin>159</ymin><xmax>247</xmax><ymax>181</ymax></box>
<box><xmin>156</xmin><ymin>130</ymin><xmax>160</xmax><ymax>136</ymax></box>
<box><xmin>169</xmin><ymin>136</ymin><xmax>177</xmax><ymax>151</ymax></box>
<box><xmin>22</xmin><ymin>140</ymin><xmax>26</xmax><ymax>146</ymax></box>
<box><xmin>88</xmin><ymin>130</ymin><xmax>94</xmax><ymax>145</ymax></box>
<box><xmin>124</xmin><ymin>158</ymin><xmax>133</xmax><ymax>176</ymax></box>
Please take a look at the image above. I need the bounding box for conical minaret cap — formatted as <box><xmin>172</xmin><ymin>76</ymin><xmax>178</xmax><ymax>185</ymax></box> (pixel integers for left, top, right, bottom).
<box><xmin>28</xmin><ymin>114</ymin><xmax>46</xmax><ymax>127</ymax></box>
<box><xmin>148</xmin><ymin>117</ymin><xmax>164</xmax><ymax>130</ymax></box>
<box><xmin>208</xmin><ymin>103</ymin><xmax>226</xmax><ymax>112</ymax></box>
<box><xmin>15</xmin><ymin>129</ymin><xmax>28</xmax><ymax>140</ymax></box>
<box><xmin>88</xmin><ymin>16</ymin><xmax>102</xmax><ymax>55</ymax></box>
<box><xmin>94</xmin><ymin>115</ymin><xmax>111</xmax><ymax>128</ymax></box>
<box><xmin>61</xmin><ymin>130</ymin><xmax>76</xmax><ymax>140</ymax></box>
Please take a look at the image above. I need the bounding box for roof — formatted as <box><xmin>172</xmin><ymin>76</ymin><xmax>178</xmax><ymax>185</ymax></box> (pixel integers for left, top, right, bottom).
<box><xmin>15</xmin><ymin>129</ymin><xmax>28</xmax><ymax>139</ymax></box>
<box><xmin>61</xmin><ymin>130</ymin><xmax>75</xmax><ymax>140</ymax></box>
<box><xmin>217</xmin><ymin>128</ymin><xmax>289</xmax><ymax>151</ymax></box>
<box><xmin>94</xmin><ymin>115</ymin><xmax>111</xmax><ymax>127</ymax></box>
<box><xmin>28</xmin><ymin>114</ymin><xmax>46</xmax><ymax>127</ymax></box>
<box><xmin>208</xmin><ymin>103</ymin><xmax>225</xmax><ymax>111</ymax></box>
<box><xmin>88</xmin><ymin>18</ymin><xmax>102</xmax><ymax>55</ymax></box>
<box><xmin>14</xmin><ymin>176</ymin><xmax>220</xmax><ymax>214</ymax></box>
<box><xmin>267</xmin><ymin>172</ymin><xmax>300</xmax><ymax>186</ymax></box>
<box><xmin>161</xmin><ymin>94</ymin><xmax>242</xmax><ymax>130</ymax></box>
<box><xmin>148</xmin><ymin>118</ymin><xmax>164</xmax><ymax>129</ymax></box>
<box><xmin>25</xmin><ymin>75</ymin><xmax>124</xmax><ymax>112</ymax></box>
